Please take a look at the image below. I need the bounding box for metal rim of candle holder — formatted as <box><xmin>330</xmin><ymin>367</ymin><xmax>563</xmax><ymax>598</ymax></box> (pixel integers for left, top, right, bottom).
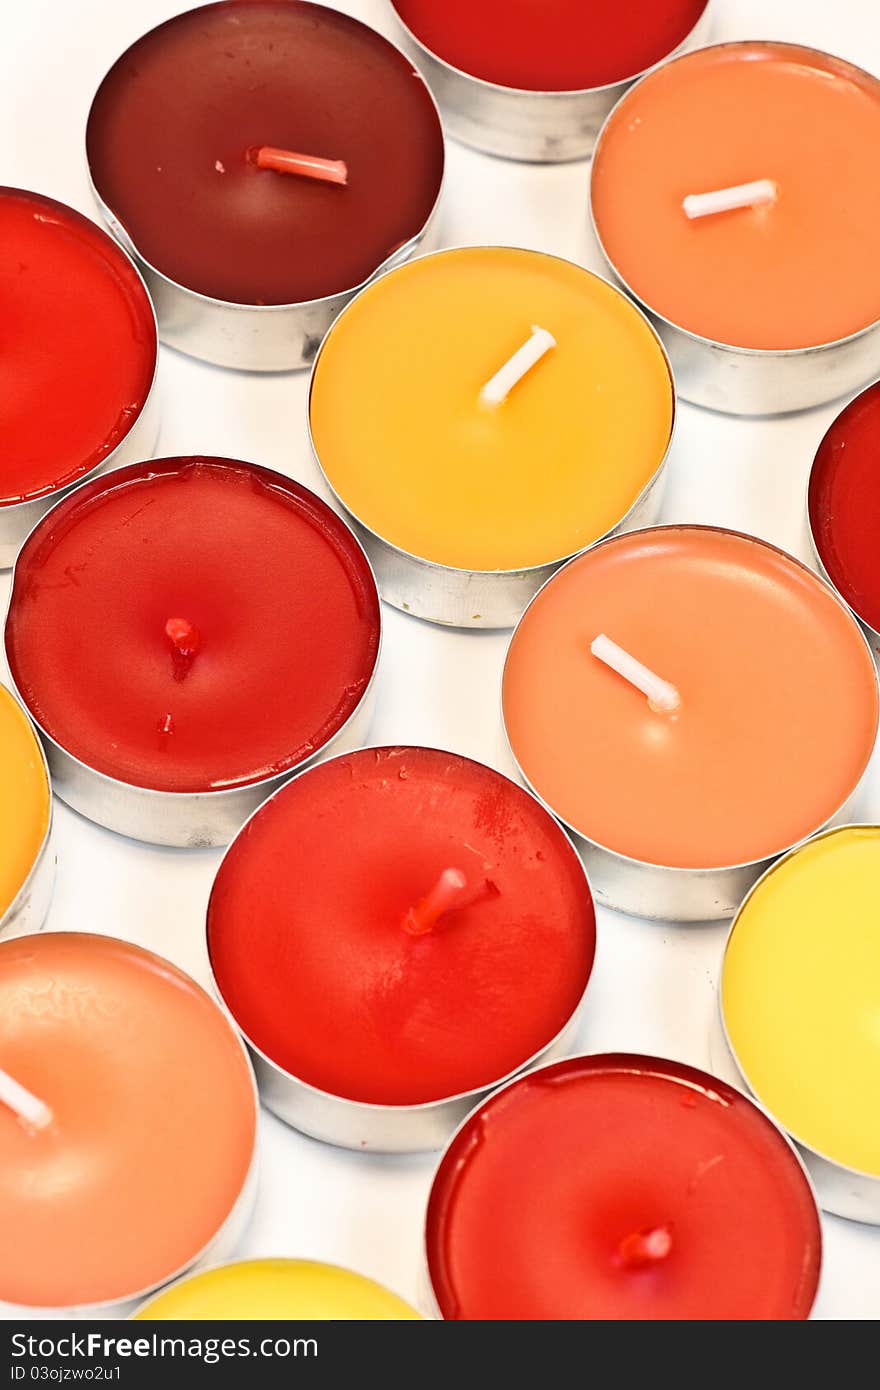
<box><xmin>2</xmin><ymin>462</ymin><xmax>383</xmax><ymax>849</ymax></box>
<box><xmin>84</xmin><ymin>6</ymin><xmax>447</xmax><ymax>373</ymax></box>
<box><xmin>501</xmin><ymin>523</ymin><xmax>880</xmax><ymax>922</ymax></box>
<box><xmin>387</xmin><ymin>0</ymin><xmax>715</xmax><ymax>162</ymax></box>
<box><xmin>712</xmin><ymin>825</ymin><xmax>880</xmax><ymax>1225</ymax></box>
<box><xmin>805</xmin><ymin>377</ymin><xmax>880</xmax><ymax>654</ymax></box>
<box><xmin>421</xmin><ymin>1050</ymin><xmax>824</xmax><ymax>1320</ymax></box>
<box><xmin>0</xmin><ymin>688</ymin><xmax>55</xmax><ymax>941</ymax></box>
<box><xmin>307</xmin><ymin>245</ymin><xmax>677</xmax><ymax>629</ymax></box>
<box><xmin>204</xmin><ymin>743</ymin><xmax>598</xmax><ymax>1154</ymax></box>
<box><xmin>0</xmin><ymin>187</ymin><xmax>160</xmax><ymax>570</ymax></box>
<box><xmin>588</xmin><ymin>40</ymin><xmax>880</xmax><ymax>416</ymax></box>
<box><xmin>130</xmin><ymin>1256</ymin><xmax>421</xmax><ymax>1320</ymax></box>
<box><xmin>0</xmin><ymin>932</ymin><xmax>261</xmax><ymax>1318</ymax></box>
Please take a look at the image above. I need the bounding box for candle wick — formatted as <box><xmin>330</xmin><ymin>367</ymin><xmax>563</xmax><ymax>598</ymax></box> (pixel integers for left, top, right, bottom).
<box><xmin>403</xmin><ymin>867</ymin><xmax>471</xmax><ymax>936</ymax></box>
<box><xmin>480</xmin><ymin>325</ymin><xmax>556</xmax><ymax>407</ymax></box>
<box><xmin>248</xmin><ymin>145</ymin><xmax>348</xmax><ymax>187</ymax></box>
<box><xmin>590</xmin><ymin>633</ymin><xmax>680</xmax><ymax>714</ymax></box>
<box><xmin>617</xmin><ymin>1224</ymin><xmax>673</xmax><ymax>1269</ymax></box>
<box><xmin>0</xmin><ymin>1065</ymin><xmax>52</xmax><ymax>1134</ymax></box>
<box><xmin>683</xmin><ymin>179</ymin><xmax>777</xmax><ymax>220</ymax></box>
<box><xmin>165</xmin><ymin>617</ymin><xmax>201</xmax><ymax>683</ymax></box>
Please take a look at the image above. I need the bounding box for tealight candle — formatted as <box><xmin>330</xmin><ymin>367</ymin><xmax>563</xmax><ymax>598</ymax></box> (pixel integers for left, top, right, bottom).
<box><xmin>208</xmin><ymin>746</ymin><xmax>596</xmax><ymax>1150</ymax></box>
<box><xmin>808</xmin><ymin>380</ymin><xmax>880</xmax><ymax>645</ymax></box>
<box><xmin>719</xmin><ymin>826</ymin><xmax>880</xmax><ymax>1223</ymax></box>
<box><xmin>0</xmin><ymin>685</ymin><xmax>51</xmax><ymax>938</ymax></box>
<box><xmin>86</xmin><ymin>1</ymin><xmax>444</xmax><ymax>369</ymax></box>
<box><xmin>502</xmin><ymin>526</ymin><xmax>878</xmax><ymax>919</ymax></box>
<box><xmin>590</xmin><ymin>43</ymin><xmax>880</xmax><ymax>413</ymax></box>
<box><xmin>5</xmin><ymin>458</ymin><xmax>380</xmax><ymax>846</ymax></box>
<box><xmin>309</xmin><ymin>247</ymin><xmax>674</xmax><ymax>627</ymax></box>
<box><xmin>135</xmin><ymin>1259</ymin><xmax>419</xmax><ymax>1320</ymax></box>
<box><xmin>0</xmin><ymin>188</ymin><xmax>157</xmax><ymax>565</ymax></box>
<box><xmin>0</xmin><ymin>933</ymin><xmax>256</xmax><ymax>1312</ymax></box>
<box><xmin>425</xmin><ymin>1054</ymin><xmax>821</xmax><ymax>1320</ymax></box>
<box><xmin>389</xmin><ymin>0</ymin><xmax>712</xmax><ymax>161</ymax></box>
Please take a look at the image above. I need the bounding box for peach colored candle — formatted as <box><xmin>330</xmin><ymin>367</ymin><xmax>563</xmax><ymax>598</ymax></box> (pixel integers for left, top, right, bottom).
<box><xmin>0</xmin><ymin>933</ymin><xmax>256</xmax><ymax>1309</ymax></box>
<box><xmin>503</xmin><ymin>528</ymin><xmax>878</xmax><ymax>870</ymax></box>
<box><xmin>591</xmin><ymin>43</ymin><xmax>880</xmax><ymax>350</ymax></box>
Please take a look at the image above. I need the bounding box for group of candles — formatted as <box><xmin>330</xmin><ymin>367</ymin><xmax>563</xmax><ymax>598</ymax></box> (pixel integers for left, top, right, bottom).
<box><xmin>1</xmin><ymin>0</ymin><xmax>879</xmax><ymax>1321</ymax></box>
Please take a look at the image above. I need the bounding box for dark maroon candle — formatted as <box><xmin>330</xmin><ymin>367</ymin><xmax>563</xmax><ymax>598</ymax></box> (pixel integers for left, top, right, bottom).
<box><xmin>86</xmin><ymin>1</ymin><xmax>444</xmax><ymax>306</ymax></box>
<box><xmin>809</xmin><ymin>380</ymin><xmax>880</xmax><ymax>635</ymax></box>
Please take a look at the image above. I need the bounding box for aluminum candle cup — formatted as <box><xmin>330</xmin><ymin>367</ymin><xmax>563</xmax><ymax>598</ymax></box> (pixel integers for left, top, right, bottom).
<box><xmin>86</xmin><ymin>1</ymin><xmax>445</xmax><ymax>371</ymax></box>
<box><xmin>309</xmin><ymin>246</ymin><xmax>675</xmax><ymax>628</ymax></box>
<box><xmin>590</xmin><ymin>43</ymin><xmax>880</xmax><ymax>414</ymax></box>
<box><xmin>388</xmin><ymin>0</ymin><xmax>713</xmax><ymax>162</ymax></box>
<box><xmin>0</xmin><ymin>933</ymin><xmax>258</xmax><ymax>1316</ymax></box>
<box><xmin>4</xmin><ymin>459</ymin><xmax>381</xmax><ymax>847</ymax></box>
<box><xmin>0</xmin><ymin>686</ymin><xmax>53</xmax><ymax>941</ymax></box>
<box><xmin>714</xmin><ymin>827</ymin><xmax>880</xmax><ymax>1224</ymax></box>
<box><xmin>207</xmin><ymin>746</ymin><xmax>597</xmax><ymax>1152</ymax></box>
<box><xmin>0</xmin><ymin>188</ymin><xmax>158</xmax><ymax>567</ymax></box>
<box><xmin>808</xmin><ymin>379</ymin><xmax>880</xmax><ymax>652</ymax></box>
<box><xmin>502</xmin><ymin>526</ymin><xmax>880</xmax><ymax>921</ymax></box>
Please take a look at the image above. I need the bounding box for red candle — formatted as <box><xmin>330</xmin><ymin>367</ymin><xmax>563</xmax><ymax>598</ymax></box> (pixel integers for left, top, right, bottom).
<box><xmin>86</xmin><ymin>1</ymin><xmax>444</xmax><ymax>305</ymax></box>
<box><xmin>809</xmin><ymin>380</ymin><xmax>880</xmax><ymax>635</ymax></box>
<box><xmin>5</xmin><ymin>458</ymin><xmax>379</xmax><ymax>795</ymax></box>
<box><xmin>391</xmin><ymin>0</ymin><xmax>709</xmax><ymax>91</ymax></box>
<box><xmin>426</xmin><ymin>1055</ymin><xmax>822</xmax><ymax>1320</ymax></box>
<box><xmin>0</xmin><ymin>188</ymin><xmax>155</xmax><ymax>507</ymax></box>
<box><xmin>207</xmin><ymin>747</ymin><xmax>595</xmax><ymax>1106</ymax></box>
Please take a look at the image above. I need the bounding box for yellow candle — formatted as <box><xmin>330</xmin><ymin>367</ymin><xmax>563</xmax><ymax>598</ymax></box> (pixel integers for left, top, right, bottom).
<box><xmin>0</xmin><ymin>684</ymin><xmax>49</xmax><ymax>921</ymax></box>
<box><xmin>134</xmin><ymin>1259</ymin><xmax>421</xmax><ymax>1320</ymax></box>
<box><xmin>310</xmin><ymin>248</ymin><xmax>673</xmax><ymax>572</ymax></box>
<box><xmin>722</xmin><ymin>826</ymin><xmax>880</xmax><ymax>1175</ymax></box>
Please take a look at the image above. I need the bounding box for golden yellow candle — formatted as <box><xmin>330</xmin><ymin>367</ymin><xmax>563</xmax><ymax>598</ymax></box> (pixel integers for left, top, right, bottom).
<box><xmin>134</xmin><ymin>1259</ymin><xmax>421</xmax><ymax>1320</ymax></box>
<box><xmin>310</xmin><ymin>247</ymin><xmax>673</xmax><ymax>572</ymax></box>
<box><xmin>722</xmin><ymin>826</ymin><xmax>880</xmax><ymax>1176</ymax></box>
<box><xmin>0</xmin><ymin>684</ymin><xmax>49</xmax><ymax>921</ymax></box>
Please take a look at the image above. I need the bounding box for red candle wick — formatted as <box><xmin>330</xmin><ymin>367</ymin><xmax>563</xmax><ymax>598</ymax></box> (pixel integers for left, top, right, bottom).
<box><xmin>403</xmin><ymin>867</ymin><xmax>471</xmax><ymax>937</ymax></box>
<box><xmin>617</xmin><ymin>1224</ymin><xmax>673</xmax><ymax>1269</ymax></box>
<box><xmin>249</xmin><ymin>145</ymin><xmax>348</xmax><ymax>187</ymax></box>
<box><xmin>165</xmin><ymin>617</ymin><xmax>201</xmax><ymax>682</ymax></box>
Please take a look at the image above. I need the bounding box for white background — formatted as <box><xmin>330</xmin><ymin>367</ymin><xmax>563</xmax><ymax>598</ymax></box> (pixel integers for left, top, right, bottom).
<box><xmin>3</xmin><ymin>0</ymin><xmax>879</xmax><ymax>1320</ymax></box>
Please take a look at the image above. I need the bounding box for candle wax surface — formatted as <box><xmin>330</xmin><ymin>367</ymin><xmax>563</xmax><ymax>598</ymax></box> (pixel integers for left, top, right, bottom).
<box><xmin>0</xmin><ymin>933</ymin><xmax>255</xmax><ymax>1308</ymax></box>
<box><xmin>0</xmin><ymin>685</ymin><xmax>49</xmax><ymax>920</ymax></box>
<box><xmin>208</xmin><ymin>747</ymin><xmax>595</xmax><ymax>1105</ymax></box>
<box><xmin>502</xmin><ymin>527</ymin><xmax>878</xmax><ymax>869</ymax></box>
<box><xmin>723</xmin><ymin>827</ymin><xmax>880</xmax><ymax>1175</ymax></box>
<box><xmin>426</xmin><ymin>1055</ymin><xmax>821</xmax><ymax>1320</ymax></box>
<box><xmin>135</xmin><ymin>1260</ymin><xmax>419</xmax><ymax>1320</ymax></box>
<box><xmin>393</xmin><ymin>0</ymin><xmax>708</xmax><ymax>91</ymax></box>
<box><xmin>5</xmin><ymin>458</ymin><xmax>379</xmax><ymax>794</ymax></box>
<box><xmin>591</xmin><ymin>43</ymin><xmax>880</xmax><ymax>349</ymax></box>
<box><xmin>0</xmin><ymin>189</ymin><xmax>154</xmax><ymax>506</ymax></box>
<box><xmin>86</xmin><ymin>1</ymin><xmax>443</xmax><ymax>305</ymax></box>
<box><xmin>809</xmin><ymin>381</ymin><xmax>880</xmax><ymax>634</ymax></box>
<box><xmin>310</xmin><ymin>249</ymin><xmax>673</xmax><ymax>571</ymax></box>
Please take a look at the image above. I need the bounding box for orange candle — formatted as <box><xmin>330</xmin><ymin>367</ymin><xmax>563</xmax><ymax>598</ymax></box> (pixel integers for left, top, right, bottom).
<box><xmin>0</xmin><ymin>933</ymin><xmax>256</xmax><ymax>1310</ymax></box>
<box><xmin>503</xmin><ymin>527</ymin><xmax>878</xmax><ymax>871</ymax></box>
<box><xmin>0</xmin><ymin>684</ymin><xmax>49</xmax><ymax>926</ymax></box>
<box><xmin>591</xmin><ymin>43</ymin><xmax>880</xmax><ymax>350</ymax></box>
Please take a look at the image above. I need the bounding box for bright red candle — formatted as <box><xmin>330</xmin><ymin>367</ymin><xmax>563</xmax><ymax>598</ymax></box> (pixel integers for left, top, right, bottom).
<box><xmin>86</xmin><ymin>1</ymin><xmax>444</xmax><ymax>305</ymax></box>
<box><xmin>427</xmin><ymin>1055</ymin><xmax>821</xmax><ymax>1320</ymax></box>
<box><xmin>809</xmin><ymin>381</ymin><xmax>880</xmax><ymax>634</ymax></box>
<box><xmin>392</xmin><ymin>0</ymin><xmax>709</xmax><ymax>92</ymax></box>
<box><xmin>5</xmin><ymin>459</ymin><xmax>379</xmax><ymax>794</ymax></box>
<box><xmin>207</xmin><ymin>748</ymin><xmax>595</xmax><ymax>1105</ymax></box>
<box><xmin>0</xmin><ymin>188</ymin><xmax>155</xmax><ymax>507</ymax></box>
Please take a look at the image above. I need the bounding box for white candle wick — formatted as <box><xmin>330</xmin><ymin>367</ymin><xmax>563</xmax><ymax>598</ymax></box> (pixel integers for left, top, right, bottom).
<box><xmin>591</xmin><ymin>634</ymin><xmax>681</xmax><ymax>714</ymax></box>
<box><xmin>480</xmin><ymin>325</ymin><xmax>556</xmax><ymax>407</ymax></box>
<box><xmin>683</xmin><ymin>179</ymin><xmax>777</xmax><ymax>220</ymax></box>
<box><xmin>0</xmin><ymin>1066</ymin><xmax>52</xmax><ymax>1132</ymax></box>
